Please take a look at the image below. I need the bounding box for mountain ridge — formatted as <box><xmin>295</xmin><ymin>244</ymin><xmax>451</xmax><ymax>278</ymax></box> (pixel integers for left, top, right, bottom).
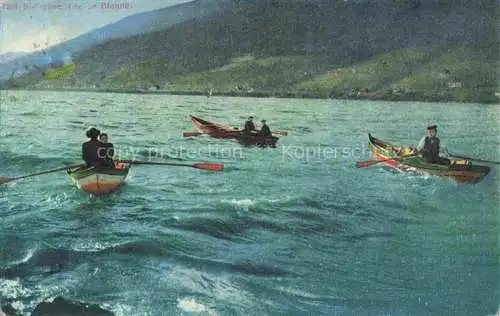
<box><xmin>0</xmin><ymin>0</ymin><xmax>228</xmax><ymax>80</ymax></box>
<box><xmin>5</xmin><ymin>0</ymin><xmax>499</xmax><ymax>103</ymax></box>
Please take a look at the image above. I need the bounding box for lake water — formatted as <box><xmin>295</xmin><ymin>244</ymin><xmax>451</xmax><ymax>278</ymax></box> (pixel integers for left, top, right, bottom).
<box><xmin>0</xmin><ymin>90</ymin><xmax>499</xmax><ymax>315</ymax></box>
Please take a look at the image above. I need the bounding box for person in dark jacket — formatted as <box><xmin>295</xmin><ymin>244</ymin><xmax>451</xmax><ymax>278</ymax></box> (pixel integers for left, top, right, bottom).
<box><xmin>416</xmin><ymin>125</ymin><xmax>450</xmax><ymax>165</ymax></box>
<box><xmin>98</xmin><ymin>133</ymin><xmax>115</xmax><ymax>168</ymax></box>
<box><xmin>243</xmin><ymin>116</ymin><xmax>256</xmax><ymax>134</ymax></box>
<box><xmin>259</xmin><ymin>120</ymin><xmax>272</xmax><ymax>137</ymax></box>
<box><xmin>82</xmin><ymin>127</ymin><xmax>105</xmax><ymax>167</ymax></box>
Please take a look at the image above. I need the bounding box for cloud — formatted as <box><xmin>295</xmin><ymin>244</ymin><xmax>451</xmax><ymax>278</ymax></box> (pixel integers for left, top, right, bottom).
<box><xmin>0</xmin><ymin>0</ymin><xmax>195</xmax><ymax>53</ymax></box>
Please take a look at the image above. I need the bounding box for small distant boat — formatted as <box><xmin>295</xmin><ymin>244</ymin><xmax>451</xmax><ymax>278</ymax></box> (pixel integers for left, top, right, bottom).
<box><xmin>367</xmin><ymin>133</ymin><xmax>490</xmax><ymax>183</ymax></box>
<box><xmin>190</xmin><ymin>115</ymin><xmax>279</xmax><ymax>147</ymax></box>
<box><xmin>67</xmin><ymin>162</ymin><xmax>130</xmax><ymax>195</ymax></box>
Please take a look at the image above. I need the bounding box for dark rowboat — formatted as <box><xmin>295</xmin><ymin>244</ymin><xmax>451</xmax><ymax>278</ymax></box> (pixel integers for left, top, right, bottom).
<box><xmin>190</xmin><ymin>115</ymin><xmax>279</xmax><ymax>147</ymax></box>
<box><xmin>367</xmin><ymin>133</ymin><xmax>490</xmax><ymax>183</ymax></box>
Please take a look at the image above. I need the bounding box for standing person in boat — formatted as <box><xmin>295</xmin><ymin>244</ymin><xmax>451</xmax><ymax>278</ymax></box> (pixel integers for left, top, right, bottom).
<box><xmin>82</xmin><ymin>127</ymin><xmax>106</xmax><ymax>168</ymax></box>
<box><xmin>98</xmin><ymin>133</ymin><xmax>115</xmax><ymax>168</ymax></box>
<box><xmin>243</xmin><ymin>116</ymin><xmax>256</xmax><ymax>135</ymax></box>
<box><xmin>417</xmin><ymin>125</ymin><xmax>450</xmax><ymax>165</ymax></box>
<box><xmin>259</xmin><ymin>120</ymin><xmax>272</xmax><ymax>137</ymax></box>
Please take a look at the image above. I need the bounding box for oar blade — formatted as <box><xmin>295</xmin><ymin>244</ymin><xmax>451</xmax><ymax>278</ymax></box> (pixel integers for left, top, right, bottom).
<box><xmin>278</xmin><ymin>131</ymin><xmax>288</xmax><ymax>136</ymax></box>
<box><xmin>356</xmin><ymin>160</ymin><xmax>379</xmax><ymax>168</ymax></box>
<box><xmin>192</xmin><ymin>163</ymin><xmax>224</xmax><ymax>171</ymax></box>
<box><xmin>356</xmin><ymin>152</ymin><xmax>419</xmax><ymax>168</ymax></box>
<box><xmin>184</xmin><ymin>131</ymin><xmax>202</xmax><ymax>137</ymax></box>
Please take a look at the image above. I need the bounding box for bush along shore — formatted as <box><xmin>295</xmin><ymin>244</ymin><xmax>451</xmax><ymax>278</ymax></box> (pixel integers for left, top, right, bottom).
<box><xmin>3</xmin><ymin>85</ymin><xmax>499</xmax><ymax>104</ymax></box>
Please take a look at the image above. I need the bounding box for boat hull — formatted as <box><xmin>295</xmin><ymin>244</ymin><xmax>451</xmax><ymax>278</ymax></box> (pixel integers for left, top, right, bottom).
<box><xmin>367</xmin><ymin>134</ymin><xmax>490</xmax><ymax>183</ymax></box>
<box><xmin>67</xmin><ymin>163</ymin><xmax>130</xmax><ymax>195</ymax></box>
<box><xmin>190</xmin><ymin>115</ymin><xmax>279</xmax><ymax>147</ymax></box>
<box><xmin>235</xmin><ymin>134</ymin><xmax>279</xmax><ymax>148</ymax></box>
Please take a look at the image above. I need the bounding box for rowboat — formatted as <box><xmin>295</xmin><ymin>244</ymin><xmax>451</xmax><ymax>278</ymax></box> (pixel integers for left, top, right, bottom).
<box><xmin>67</xmin><ymin>162</ymin><xmax>130</xmax><ymax>195</ymax></box>
<box><xmin>367</xmin><ymin>133</ymin><xmax>490</xmax><ymax>183</ymax></box>
<box><xmin>190</xmin><ymin>115</ymin><xmax>279</xmax><ymax>147</ymax></box>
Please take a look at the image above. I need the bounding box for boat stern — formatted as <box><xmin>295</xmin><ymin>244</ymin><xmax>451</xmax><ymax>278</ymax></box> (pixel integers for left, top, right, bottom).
<box><xmin>68</xmin><ymin>164</ymin><xmax>130</xmax><ymax>195</ymax></box>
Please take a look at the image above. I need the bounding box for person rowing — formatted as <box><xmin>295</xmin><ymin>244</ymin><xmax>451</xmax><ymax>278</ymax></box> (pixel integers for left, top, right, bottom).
<box><xmin>243</xmin><ymin>116</ymin><xmax>256</xmax><ymax>135</ymax></box>
<box><xmin>259</xmin><ymin>119</ymin><xmax>272</xmax><ymax>137</ymax></box>
<box><xmin>98</xmin><ymin>133</ymin><xmax>115</xmax><ymax>168</ymax></box>
<box><xmin>82</xmin><ymin>127</ymin><xmax>106</xmax><ymax>168</ymax></box>
<box><xmin>416</xmin><ymin>125</ymin><xmax>450</xmax><ymax>165</ymax></box>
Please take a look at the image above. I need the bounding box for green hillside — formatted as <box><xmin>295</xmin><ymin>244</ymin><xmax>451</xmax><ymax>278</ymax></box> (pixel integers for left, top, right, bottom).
<box><xmin>293</xmin><ymin>44</ymin><xmax>498</xmax><ymax>102</ymax></box>
<box><xmin>4</xmin><ymin>0</ymin><xmax>499</xmax><ymax>103</ymax></box>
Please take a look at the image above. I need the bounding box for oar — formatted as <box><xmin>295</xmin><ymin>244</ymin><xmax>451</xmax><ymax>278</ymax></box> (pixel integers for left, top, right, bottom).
<box><xmin>119</xmin><ymin>160</ymin><xmax>224</xmax><ymax>171</ymax></box>
<box><xmin>251</xmin><ymin>130</ymin><xmax>288</xmax><ymax>136</ymax></box>
<box><xmin>241</xmin><ymin>130</ymin><xmax>288</xmax><ymax>136</ymax></box>
<box><xmin>445</xmin><ymin>152</ymin><xmax>500</xmax><ymax>165</ymax></box>
<box><xmin>184</xmin><ymin>130</ymin><xmax>287</xmax><ymax>137</ymax></box>
<box><xmin>0</xmin><ymin>164</ymin><xmax>83</xmax><ymax>184</ymax></box>
<box><xmin>183</xmin><ymin>131</ymin><xmax>240</xmax><ymax>137</ymax></box>
<box><xmin>183</xmin><ymin>131</ymin><xmax>203</xmax><ymax>137</ymax></box>
<box><xmin>222</xmin><ymin>121</ymin><xmax>287</xmax><ymax>135</ymax></box>
<box><xmin>356</xmin><ymin>152</ymin><xmax>420</xmax><ymax>168</ymax></box>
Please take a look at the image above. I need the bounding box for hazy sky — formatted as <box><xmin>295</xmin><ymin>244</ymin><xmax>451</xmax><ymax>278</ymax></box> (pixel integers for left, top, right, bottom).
<box><xmin>0</xmin><ymin>0</ymin><xmax>192</xmax><ymax>53</ymax></box>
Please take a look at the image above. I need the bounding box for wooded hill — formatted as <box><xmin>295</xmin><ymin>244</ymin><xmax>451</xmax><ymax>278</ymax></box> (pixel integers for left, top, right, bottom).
<box><xmin>5</xmin><ymin>0</ymin><xmax>499</xmax><ymax>103</ymax></box>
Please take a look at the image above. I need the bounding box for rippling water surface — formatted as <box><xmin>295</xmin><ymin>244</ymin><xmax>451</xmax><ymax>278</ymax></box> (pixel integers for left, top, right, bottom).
<box><xmin>0</xmin><ymin>91</ymin><xmax>498</xmax><ymax>315</ymax></box>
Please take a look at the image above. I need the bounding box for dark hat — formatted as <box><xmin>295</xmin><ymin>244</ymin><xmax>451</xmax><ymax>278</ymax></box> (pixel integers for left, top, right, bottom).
<box><xmin>427</xmin><ymin>125</ymin><xmax>437</xmax><ymax>130</ymax></box>
<box><xmin>261</xmin><ymin>119</ymin><xmax>266</xmax><ymax>123</ymax></box>
<box><xmin>86</xmin><ymin>127</ymin><xmax>100</xmax><ymax>138</ymax></box>
<box><xmin>248</xmin><ymin>116</ymin><xmax>254</xmax><ymax>120</ymax></box>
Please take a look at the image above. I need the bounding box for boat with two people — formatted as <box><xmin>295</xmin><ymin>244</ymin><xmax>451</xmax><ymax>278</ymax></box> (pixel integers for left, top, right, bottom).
<box><xmin>0</xmin><ymin>128</ymin><xmax>224</xmax><ymax>195</ymax></box>
<box><xmin>185</xmin><ymin>115</ymin><xmax>285</xmax><ymax>148</ymax></box>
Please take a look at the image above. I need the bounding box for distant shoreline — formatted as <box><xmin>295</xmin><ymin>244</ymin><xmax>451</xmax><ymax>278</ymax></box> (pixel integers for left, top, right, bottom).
<box><xmin>2</xmin><ymin>87</ymin><xmax>499</xmax><ymax>104</ymax></box>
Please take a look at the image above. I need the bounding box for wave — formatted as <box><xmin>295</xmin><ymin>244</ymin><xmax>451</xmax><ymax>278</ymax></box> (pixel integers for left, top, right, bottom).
<box><xmin>294</xmin><ymin>126</ymin><xmax>313</xmax><ymax>134</ymax></box>
<box><xmin>169</xmin><ymin>217</ymin><xmax>253</xmax><ymax>241</ymax></box>
<box><xmin>178</xmin><ymin>297</ymin><xmax>218</xmax><ymax>316</ymax></box>
<box><xmin>220</xmin><ymin>198</ymin><xmax>255</xmax><ymax>209</ymax></box>
<box><xmin>168</xmin><ymin>209</ymin><xmax>350</xmax><ymax>241</ymax></box>
<box><xmin>134</xmin><ymin>149</ymin><xmax>186</xmax><ymax>161</ymax></box>
<box><xmin>219</xmin><ymin>196</ymin><xmax>366</xmax><ymax>214</ymax></box>
<box><xmin>7</xmin><ymin>247</ymin><xmax>37</xmax><ymax>266</ymax></box>
<box><xmin>0</xmin><ymin>279</ymin><xmax>32</xmax><ymax>299</ymax></box>
<box><xmin>18</xmin><ymin>111</ymin><xmax>39</xmax><ymax>116</ymax></box>
<box><xmin>104</xmin><ymin>239</ymin><xmax>295</xmax><ymax>278</ymax></box>
<box><xmin>0</xmin><ymin>151</ymin><xmax>66</xmax><ymax>169</ymax></box>
<box><xmin>180</xmin><ymin>254</ymin><xmax>295</xmax><ymax>278</ymax></box>
<box><xmin>276</xmin><ymin>286</ymin><xmax>338</xmax><ymax>301</ymax></box>
<box><xmin>0</xmin><ymin>248</ymin><xmax>93</xmax><ymax>280</ymax></box>
<box><xmin>67</xmin><ymin>120</ymin><xmax>85</xmax><ymax>125</ymax></box>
